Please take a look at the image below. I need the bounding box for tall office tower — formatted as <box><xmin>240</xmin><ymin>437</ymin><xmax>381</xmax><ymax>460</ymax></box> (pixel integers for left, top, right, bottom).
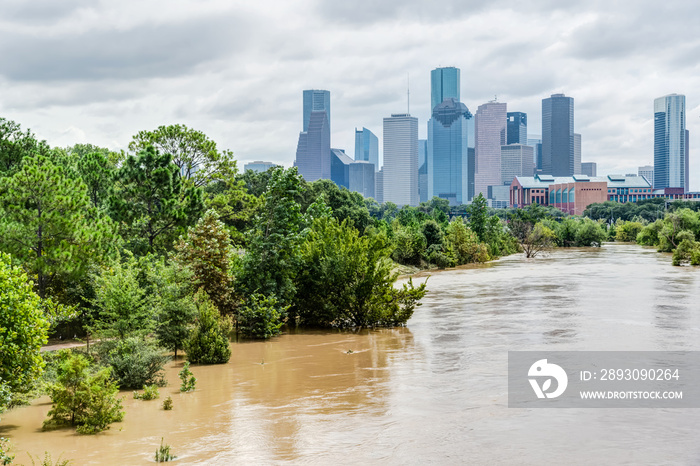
<box><xmin>303</xmin><ymin>89</ymin><xmax>331</xmax><ymax>132</ymax></box>
<box><xmin>574</xmin><ymin>133</ymin><xmax>582</xmax><ymax>175</ymax></box>
<box><xmin>295</xmin><ymin>110</ymin><xmax>330</xmax><ymax>182</ymax></box>
<box><xmin>542</xmin><ymin>93</ymin><xmax>575</xmax><ymax>176</ymax></box>
<box><xmin>507</xmin><ymin>112</ymin><xmax>527</xmax><ymax>145</ymax></box>
<box><xmin>638</xmin><ymin>165</ymin><xmax>653</xmax><ymax>187</ymax></box>
<box><xmin>500</xmin><ymin>144</ymin><xmax>534</xmax><ymax>185</ymax></box>
<box><xmin>686</xmin><ymin>129</ymin><xmax>690</xmax><ymax>192</ymax></box>
<box><xmin>330</xmin><ymin>148</ymin><xmax>353</xmax><ymax>188</ymax></box>
<box><xmin>474</xmin><ymin>101</ymin><xmax>507</xmax><ymax>198</ymax></box>
<box><xmin>467</xmin><ymin>117</ymin><xmax>475</xmax><ymax>202</ymax></box>
<box><xmin>383</xmin><ymin>113</ymin><xmax>419</xmax><ymax>206</ymax></box>
<box><xmin>348</xmin><ymin>161</ymin><xmax>375</xmax><ymax>199</ymax></box>
<box><xmin>427</xmin><ymin>98</ymin><xmax>472</xmax><ymax>206</ymax></box>
<box><xmin>527</xmin><ymin>135</ymin><xmax>542</xmax><ymax>170</ymax></box>
<box><xmin>581</xmin><ymin>162</ymin><xmax>597</xmax><ymax>177</ymax></box>
<box><xmin>419</xmin><ymin>139</ymin><xmax>428</xmax><ymax>203</ymax></box>
<box><xmin>431</xmin><ymin>67</ymin><xmax>460</xmax><ymax>111</ymax></box>
<box><xmin>375</xmin><ymin>168</ymin><xmax>384</xmax><ymax>203</ymax></box>
<box><xmin>654</xmin><ymin>94</ymin><xmax>686</xmax><ymax>191</ymax></box>
<box><xmin>354</xmin><ymin>127</ymin><xmax>379</xmax><ymax>170</ymax></box>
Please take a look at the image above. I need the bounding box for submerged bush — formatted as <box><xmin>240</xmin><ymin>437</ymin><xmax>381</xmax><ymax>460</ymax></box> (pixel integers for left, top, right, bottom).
<box><xmin>238</xmin><ymin>294</ymin><xmax>286</xmax><ymax>339</ymax></box>
<box><xmin>179</xmin><ymin>362</ymin><xmax>196</xmax><ymax>392</ymax></box>
<box><xmin>133</xmin><ymin>384</ymin><xmax>160</xmax><ymax>400</ymax></box>
<box><xmin>184</xmin><ymin>295</ymin><xmax>231</xmax><ymax>364</ymax></box>
<box><xmin>95</xmin><ymin>338</ymin><xmax>169</xmax><ymax>389</ymax></box>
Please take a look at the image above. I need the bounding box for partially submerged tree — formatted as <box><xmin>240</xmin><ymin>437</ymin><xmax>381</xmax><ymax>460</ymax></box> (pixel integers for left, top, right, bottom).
<box><xmin>520</xmin><ymin>222</ymin><xmax>556</xmax><ymax>258</ymax></box>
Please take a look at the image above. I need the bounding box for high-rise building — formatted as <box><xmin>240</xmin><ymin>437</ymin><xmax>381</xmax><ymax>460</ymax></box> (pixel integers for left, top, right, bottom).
<box><xmin>295</xmin><ymin>110</ymin><xmax>330</xmax><ymax>182</ymax></box>
<box><xmin>303</xmin><ymin>90</ymin><xmax>331</xmax><ymax>132</ymax></box>
<box><xmin>330</xmin><ymin>148</ymin><xmax>353</xmax><ymax>188</ymax></box>
<box><xmin>430</xmin><ymin>67</ymin><xmax>460</xmax><ymax>111</ymax></box>
<box><xmin>474</xmin><ymin>101</ymin><xmax>507</xmax><ymax>198</ymax></box>
<box><xmin>527</xmin><ymin>135</ymin><xmax>543</xmax><ymax>171</ymax></box>
<box><xmin>418</xmin><ymin>139</ymin><xmax>428</xmax><ymax>204</ymax></box>
<box><xmin>427</xmin><ymin>98</ymin><xmax>472</xmax><ymax>206</ymax></box>
<box><xmin>501</xmin><ymin>144</ymin><xmax>534</xmax><ymax>185</ymax></box>
<box><xmin>581</xmin><ymin>162</ymin><xmax>597</xmax><ymax>177</ymax></box>
<box><xmin>243</xmin><ymin>161</ymin><xmax>277</xmax><ymax>173</ymax></box>
<box><xmin>383</xmin><ymin>113</ymin><xmax>419</xmax><ymax>206</ymax></box>
<box><xmin>375</xmin><ymin>168</ymin><xmax>384</xmax><ymax>203</ymax></box>
<box><xmin>348</xmin><ymin>161</ymin><xmax>375</xmax><ymax>199</ymax></box>
<box><xmin>507</xmin><ymin>112</ymin><xmax>527</xmax><ymax>145</ymax></box>
<box><xmin>467</xmin><ymin>118</ymin><xmax>475</xmax><ymax>202</ymax></box>
<box><xmin>686</xmin><ymin>129</ymin><xmax>690</xmax><ymax>192</ymax></box>
<box><xmin>638</xmin><ymin>165</ymin><xmax>653</xmax><ymax>187</ymax></box>
<box><xmin>542</xmin><ymin>93</ymin><xmax>575</xmax><ymax>176</ymax></box>
<box><xmin>354</xmin><ymin>127</ymin><xmax>379</xmax><ymax>170</ymax></box>
<box><xmin>654</xmin><ymin>94</ymin><xmax>686</xmax><ymax>191</ymax></box>
<box><xmin>574</xmin><ymin>133</ymin><xmax>582</xmax><ymax>175</ymax></box>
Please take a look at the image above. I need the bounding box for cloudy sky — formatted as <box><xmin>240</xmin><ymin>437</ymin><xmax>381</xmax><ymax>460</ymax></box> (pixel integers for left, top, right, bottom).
<box><xmin>1</xmin><ymin>0</ymin><xmax>699</xmax><ymax>188</ymax></box>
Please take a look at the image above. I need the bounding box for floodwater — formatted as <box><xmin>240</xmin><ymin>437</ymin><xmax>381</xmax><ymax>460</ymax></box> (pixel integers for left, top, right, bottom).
<box><xmin>2</xmin><ymin>244</ymin><xmax>700</xmax><ymax>465</ymax></box>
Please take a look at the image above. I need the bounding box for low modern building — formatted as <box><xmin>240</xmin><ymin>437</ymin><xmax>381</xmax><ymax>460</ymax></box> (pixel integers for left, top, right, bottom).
<box><xmin>510</xmin><ymin>174</ymin><xmax>654</xmax><ymax>215</ymax></box>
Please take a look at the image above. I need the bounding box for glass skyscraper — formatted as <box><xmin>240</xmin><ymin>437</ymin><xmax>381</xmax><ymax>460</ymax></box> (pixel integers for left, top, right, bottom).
<box><xmin>507</xmin><ymin>112</ymin><xmax>527</xmax><ymax>145</ymax></box>
<box><xmin>427</xmin><ymin>98</ymin><xmax>472</xmax><ymax>206</ymax></box>
<box><xmin>654</xmin><ymin>94</ymin><xmax>686</xmax><ymax>191</ymax></box>
<box><xmin>430</xmin><ymin>67</ymin><xmax>460</xmax><ymax>111</ymax></box>
<box><xmin>354</xmin><ymin>127</ymin><xmax>379</xmax><ymax>170</ymax></box>
<box><xmin>474</xmin><ymin>101</ymin><xmax>507</xmax><ymax>198</ymax></box>
<box><xmin>295</xmin><ymin>110</ymin><xmax>330</xmax><ymax>182</ymax></box>
<box><xmin>303</xmin><ymin>90</ymin><xmax>331</xmax><ymax>132</ymax></box>
<box><xmin>542</xmin><ymin>93</ymin><xmax>574</xmax><ymax>176</ymax></box>
<box><xmin>383</xmin><ymin>113</ymin><xmax>419</xmax><ymax>206</ymax></box>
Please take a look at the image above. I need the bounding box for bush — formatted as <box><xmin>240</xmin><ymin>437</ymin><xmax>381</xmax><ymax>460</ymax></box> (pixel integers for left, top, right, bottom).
<box><xmin>95</xmin><ymin>338</ymin><xmax>169</xmax><ymax>389</ymax></box>
<box><xmin>155</xmin><ymin>438</ymin><xmax>176</xmax><ymax>462</ymax></box>
<box><xmin>575</xmin><ymin>219</ymin><xmax>607</xmax><ymax>247</ymax></box>
<box><xmin>163</xmin><ymin>396</ymin><xmax>173</xmax><ymax>410</ymax></box>
<box><xmin>615</xmin><ymin>221</ymin><xmax>644</xmax><ymax>242</ymax></box>
<box><xmin>238</xmin><ymin>294</ymin><xmax>286</xmax><ymax>339</ymax></box>
<box><xmin>179</xmin><ymin>362</ymin><xmax>196</xmax><ymax>392</ymax></box>
<box><xmin>445</xmin><ymin>221</ymin><xmax>489</xmax><ymax>265</ymax></box>
<box><xmin>43</xmin><ymin>353</ymin><xmax>123</xmax><ymax>434</ymax></box>
<box><xmin>672</xmin><ymin>239</ymin><xmax>700</xmax><ymax>266</ymax></box>
<box><xmin>0</xmin><ymin>437</ymin><xmax>13</xmax><ymax>466</ymax></box>
<box><xmin>133</xmin><ymin>384</ymin><xmax>160</xmax><ymax>400</ymax></box>
<box><xmin>184</xmin><ymin>295</ymin><xmax>232</xmax><ymax>364</ymax></box>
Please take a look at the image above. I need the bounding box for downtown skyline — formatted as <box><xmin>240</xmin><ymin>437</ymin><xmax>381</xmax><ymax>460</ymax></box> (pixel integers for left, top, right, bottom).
<box><xmin>0</xmin><ymin>1</ymin><xmax>698</xmax><ymax>189</ymax></box>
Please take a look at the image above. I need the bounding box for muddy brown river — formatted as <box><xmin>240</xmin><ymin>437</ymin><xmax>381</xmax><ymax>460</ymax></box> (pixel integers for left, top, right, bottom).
<box><xmin>2</xmin><ymin>244</ymin><xmax>700</xmax><ymax>465</ymax></box>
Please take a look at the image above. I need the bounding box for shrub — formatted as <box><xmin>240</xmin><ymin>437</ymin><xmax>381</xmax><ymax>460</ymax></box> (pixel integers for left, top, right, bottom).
<box><xmin>179</xmin><ymin>362</ymin><xmax>196</xmax><ymax>392</ymax></box>
<box><xmin>0</xmin><ymin>437</ymin><xmax>13</xmax><ymax>466</ymax></box>
<box><xmin>184</xmin><ymin>295</ymin><xmax>232</xmax><ymax>364</ymax></box>
<box><xmin>95</xmin><ymin>337</ymin><xmax>169</xmax><ymax>389</ymax></box>
<box><xmin>43</xmin><ymin>353</ymin><xmax>123</xmax><ymax>434</ymax></box>
<box><xmin>238</xmin><ymin>294</ymin><xmax>286</xmax><ymax>339</ymax></box>
<box><xmin>672</xmin><ymin>239</ymin><xmax>700</xmax><ymax>266</ymax></box>
<box><xmin>155</xmin><ymin>438</ymin><xmax>176</xmax><ymax>462</ymax></box>
<box><xmin>163</xmin><ymin>396</ymin><xmax>173</xmax><ymax>410</ymax></box>
<box><xmin>26</xmin><ymin>451</ymin><xmax>72</xmax><ymax>466</ymax></box>
<box><xmin>575</xmin><ymin>219</ymin><xmax>607</xmax><ymax>247</ymax></box>
<box><xmin>133</xmin><ymin>384</ymin><xmax>160</xmax><ymax>400</ymax></box>
<box><xmin>615</xmin><ymin>221</ymin><xmax>644</xmax><ymax>242</ymax></box>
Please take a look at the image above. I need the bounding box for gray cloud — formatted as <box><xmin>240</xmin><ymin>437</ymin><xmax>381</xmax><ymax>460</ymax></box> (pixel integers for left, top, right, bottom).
<box><xmin>0</xmin><ymin>14</ymin><xmax>249</xmax><ymax>81</ymax></box>
<box><xmin>0</xmin><ymin>0</ymin><xmax>93</xmax><ymax>23</ymax></box>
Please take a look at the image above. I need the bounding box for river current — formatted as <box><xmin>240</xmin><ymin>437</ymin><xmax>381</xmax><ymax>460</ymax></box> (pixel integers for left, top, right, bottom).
<box><xmin>2</xmin><ymin>244</ymin><xmax>700</xmax><ymax>465</ymax></box>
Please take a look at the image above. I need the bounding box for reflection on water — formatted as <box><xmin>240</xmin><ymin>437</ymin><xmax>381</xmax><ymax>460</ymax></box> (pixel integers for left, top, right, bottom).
<box><xmin>2</xmin><ymin>244</ymin><xmax>700</xmax><ymax>464</ymax></box>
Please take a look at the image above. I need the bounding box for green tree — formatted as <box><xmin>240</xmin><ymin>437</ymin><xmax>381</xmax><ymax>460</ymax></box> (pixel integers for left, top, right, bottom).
<box><xmin>0</xmin><ymin>253</ymin><xmax>50</xmax><ymax>397</ymax></box>
<box><xmin>43</xmin><ymin>353</ymin><xmax>124</xmax><ymax>434</ymax></box>
<box><xmin>0</xmin><ymin>117</ymin><xmax>52</xmax><ymax>176</ymax></box>
<box><xmin>90</xmin><ymin>254</ymin><xmax>153</xmax><ymax>340</ymax></box>
<box><xmin>185</xmin><ymin>293</ymin><xmax>232</xmax><ymax>364</ymax></box>
<box><xmin>238</xmin><ymin>294</ymin><xmax>286</xmax><ymax>339</ymax></box>
<box><xmin>129</xmin><ymin>124</ymin><xmax>236</xmax><ymax>188</ymax></box>
<box><xmin>108</xmin><ymin>146</ymin><xmax>203</xmax><ymax>254</ymax></box>
<box><xmin>151</xmin><ymin>263</ymin><xmax>197</xmax><ymax>358</ymax></box>
<box><xmin>175</xmin><ymin>210</ymin><xmax>236</xmax><ymax>315</ymax></box>
<box><xmin>614</xmin><ymin>220</ymin><xmax>644</xmax><ymax>242</ymax></box>
<box><xmin>237</xmin><ymin>167</ymin><xmax>304</xmax><ymax>307</ymax></box>
<box><xmin>467</xmin><ymin>193</ymin><xmax>488</xmax><ymax>241</ymax></box>
<box><xmin>0</xmin><ymin>155</ymin><xmax>115</xmax><ymax>298</ymax></box>
<box><xmin>445</xmin><ymin>220</ymin><xmax>489</xmax><ymax>265</ymax></box>
<box><xmin>76</xmin><ymin>151</ymin><xmax>114</xmax><ymax>209</ymax></box>
<box><xmin>295</xmin><ymin>215</ymin><xmax>427</xmax><ymax>328</ymax></box>
<box><xmin>575</xmin><ymin>219</ymin><xmax>607</xmax><ymax>247</ymax></box>
<box><xmin>521</xmin><ymin>222</ymin><xmax>556</xmax><ymax>258</ymax></box>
